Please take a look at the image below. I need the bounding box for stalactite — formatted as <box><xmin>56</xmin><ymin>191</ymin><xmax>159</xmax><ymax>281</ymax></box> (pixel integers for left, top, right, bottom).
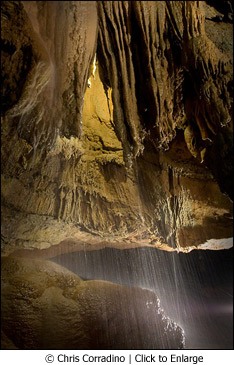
<box><xmin>97</xmin><ymin>2</ymin><xmax>145</xmax><ymax>165</ymax></box>
<box><xmin>182</xmin><ymin>2</ymin><xmax>232</xmax><ymax>134</ymax></box>
<box><xmin>97</xmin><ymin>1</ymin><xmax>191</xmax><ymax>159</ymax></box>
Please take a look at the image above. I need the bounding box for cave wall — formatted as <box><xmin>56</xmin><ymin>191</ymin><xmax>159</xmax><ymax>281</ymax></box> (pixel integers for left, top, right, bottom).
<box><xmin>1</xmin><ymin>1</ymin><xmax>233</xmax><ymax>254</ymax></box>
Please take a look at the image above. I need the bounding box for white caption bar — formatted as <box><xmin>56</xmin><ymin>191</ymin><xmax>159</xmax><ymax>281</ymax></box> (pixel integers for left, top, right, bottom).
<box><xmin>0</xmin><ymin>350</ymin><xmax>233</xmax><ymax>365</ymax></box>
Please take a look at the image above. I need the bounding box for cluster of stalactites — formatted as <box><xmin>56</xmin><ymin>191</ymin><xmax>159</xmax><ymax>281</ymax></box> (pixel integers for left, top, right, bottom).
<box><xmin>182</xmin><ymin>2</ymin><xmax>232</xmax><ymax>137</ymax></box>
<box><xmin>96</xmin><ymin>1</ymin><xmax>232</xmax><ymax>165</ymax></box>
<box><xmin>3</xmin><ymin>1</ymin><xmax>232</xmax><ymax>168</ymax></box>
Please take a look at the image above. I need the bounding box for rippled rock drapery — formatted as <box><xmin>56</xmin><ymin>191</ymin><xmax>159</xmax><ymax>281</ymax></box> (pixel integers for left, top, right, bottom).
<box><xmin>1</xmin><ymin>1</ymin><xmax>233</xmax><ymax>255</ymax></box>
<box><xmin>1</xmin><ymin>256</ymin><xmax>185</xmax><ymax>349</ymax></box>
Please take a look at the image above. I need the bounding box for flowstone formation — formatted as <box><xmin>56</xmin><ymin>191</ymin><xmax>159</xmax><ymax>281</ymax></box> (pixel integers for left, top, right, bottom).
<box><xmin>1</xmin><ymin>1</ymin><xmax>233</xmax><ymax>255</ymax></box>
<box><xmin>1</xmin><ymin>256</ymin><xmax>185</xmax><ymax>349</ymax></box>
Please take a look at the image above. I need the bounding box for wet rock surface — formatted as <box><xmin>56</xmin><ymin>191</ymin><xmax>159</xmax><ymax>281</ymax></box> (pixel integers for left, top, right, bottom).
<box><xmin>51</xmin><ymin>246</ymin><xmax>233</xmax><ymax>349</ymax></box>
<box><xmin>1</xmin><ymin>256</ymin><xmax>185</xmax><ymax>349</ymax></box>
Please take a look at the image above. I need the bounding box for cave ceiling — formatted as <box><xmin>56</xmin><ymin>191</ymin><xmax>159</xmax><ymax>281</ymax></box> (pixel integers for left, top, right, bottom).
<box><xmin>1</xmin><ymin>1</ymin><xmax>233</xmax><ymax>256</ymax></box>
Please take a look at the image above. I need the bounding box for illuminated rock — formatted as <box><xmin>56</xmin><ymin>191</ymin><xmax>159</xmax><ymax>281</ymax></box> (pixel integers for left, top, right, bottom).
<box><xmin>1</xmin><ymin>257</ymin><xmax>185</xmax><ymax>349</ymax></box>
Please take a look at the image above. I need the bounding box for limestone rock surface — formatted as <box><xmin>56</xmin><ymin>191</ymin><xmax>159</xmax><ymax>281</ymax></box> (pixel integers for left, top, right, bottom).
<box><xmin>1</xmin><ymin>1</ymin><xmax>233</xmax><ymax>254</ymax></box>
<box><xmin>1</xmin><ymin>256</ymin><xmax>185</xmax><ymax>349</ymax></box>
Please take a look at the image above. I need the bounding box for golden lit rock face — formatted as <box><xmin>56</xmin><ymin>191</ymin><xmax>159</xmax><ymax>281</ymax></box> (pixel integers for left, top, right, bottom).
<box><xmin>1</xmin><ymin>1</ymin><xmax>233</xmax><ymax>255</ymax></box>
